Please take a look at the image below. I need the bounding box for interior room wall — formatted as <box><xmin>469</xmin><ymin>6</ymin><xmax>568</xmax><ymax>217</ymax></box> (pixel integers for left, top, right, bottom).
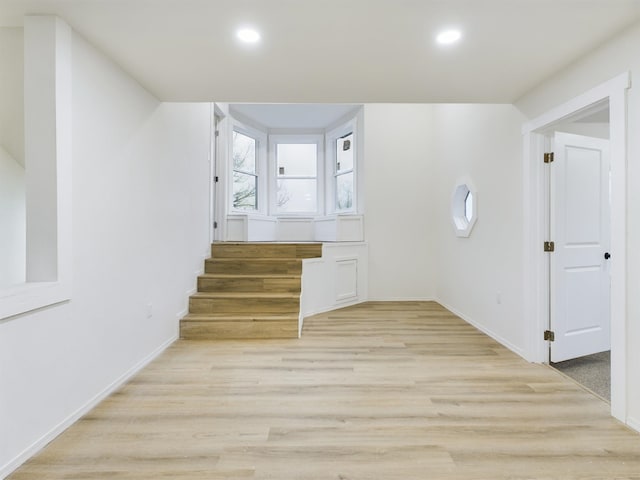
<box><xmin>0</xmin><ymin>27</ymin><xmax>26</xmax><ymax>289</ymax></box>
<box><xmin>362</xmin><ymin>103</ymin><xmax>526</xmax><ymax>355</ymax></box>
<box><xmin>431</xmin><ymin>104</ymin><xmax>527</xmax><ymax>355</ymax></box>
<box><xmin>0</xmin><ymin>29</ymin><xmax>211</xmax><ymax>477</ymax></box>
<box><xmin>0</xmin><ymin>27</ymin><xmax>24</xmax><ymax>166</ymax></box>
<box><xmin>363</xmin><ymin>104</ymin><xmax>436</xmax><ymax>300</ymax></box>
<box><xmin>515</xmin><ymin>22</ymin><xmax>640</xmax><ymax>430</ymax></box>
<box><xmin>0</xmin><ymin>146</ymin><xmax>26</xmax><ymax>288</ymax></box>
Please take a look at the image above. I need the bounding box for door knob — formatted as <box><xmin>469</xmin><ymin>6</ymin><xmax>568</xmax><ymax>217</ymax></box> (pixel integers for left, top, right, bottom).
<box><xmin>604</xmin><ymin>252</ymin><xmax>611</xmax><ymax>260</ymax></box>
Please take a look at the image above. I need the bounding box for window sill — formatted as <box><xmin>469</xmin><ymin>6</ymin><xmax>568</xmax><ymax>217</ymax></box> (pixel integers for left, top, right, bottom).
<box><xmin>0</xmin><ymin>280</ymin><xmax>71</xmax><ymax>320</ymax></box>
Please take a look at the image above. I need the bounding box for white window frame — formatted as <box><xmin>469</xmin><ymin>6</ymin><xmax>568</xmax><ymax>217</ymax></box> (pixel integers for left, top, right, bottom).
<box><xmin>268</xmin><ymin>134</ymin><xmax>324</xmax><ymax>216</ymax></box>
<box><xmin>326</xmin><ymin>118</ymin><xmax>357</xmax><ymax>214</ymax></box>
<box><xmin>1</xmin><ymin>17</ymin><xmax>73</xmax><ymax>320</ymax></box>
<box><xmin>229</xmin><ymin>119</ymin><xmax>267</xmax><ymax>215</ymax></box>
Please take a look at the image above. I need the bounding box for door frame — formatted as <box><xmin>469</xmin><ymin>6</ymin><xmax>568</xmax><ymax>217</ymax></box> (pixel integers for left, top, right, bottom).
<box><xmin>522</xmin><ymin>72</ymin><xmax>629</xmax><ymax>423</ymax></box>
<box><xmin>211</xmin><ymin>103</ymin><xmax>227</xmax><ymax>243</ymax></box>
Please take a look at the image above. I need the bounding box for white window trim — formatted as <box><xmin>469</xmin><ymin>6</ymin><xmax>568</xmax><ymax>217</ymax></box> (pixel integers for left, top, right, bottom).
<box><xmin>326</xmin><ymin>118</ymin><xmax>357</xmax><ymax>214</ymax></box>
<box><xmin>1</xmin><ymin>16</ymin><xmax>73</xmax><ymax>321</ymax></box>
<box><xmin>268</xmin><ymin>134</ymin><xmax>324</xmax><ymax>216</ymax></box>
<box><xmin>229</xmin><ymin>119</ymin><xmax>267</xmax><ymax>215</ymax></box>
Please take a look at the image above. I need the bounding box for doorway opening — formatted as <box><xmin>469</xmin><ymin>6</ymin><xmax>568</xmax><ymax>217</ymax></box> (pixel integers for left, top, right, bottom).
<box><xmin>546</xmin><ymin>103</ymin><xmax>611</xmax><ymax>401</ymax></box>
<box><xmin>522</xmin><ymin>72</ymin><xmax>629</xmax><ymax>424</ymax></box>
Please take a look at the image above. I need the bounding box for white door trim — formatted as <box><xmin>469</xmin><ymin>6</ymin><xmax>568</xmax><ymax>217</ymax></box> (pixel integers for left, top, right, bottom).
<box><xmin>212</xmin><ymin>103</ymin><xmax>228</xmax><ymax>243</ymax></box>
<box><xmin>521</xmin><ymin>72</ymin><xmax>629</xmax><ymax>423</ymax></box>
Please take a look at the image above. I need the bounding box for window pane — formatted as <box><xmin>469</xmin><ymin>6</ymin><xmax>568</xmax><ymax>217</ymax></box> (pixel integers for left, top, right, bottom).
<box><xmin>233</xmin><ymin>131</ymin><xmax>256</xmax><ymax>173</ymax></box>
<box><xmin>233</xmin><ymin>171</ymin><xmax>257</xmax><ymax>210</ymax></box>
<box><xmin>336</xmin><ymin>133</ymin><xmax>354</xmax><ymax>173</ymax></box>
<box><xmin>277</xmin><ymin>144</ymin><xmax>316</xmax><ymax>177</ymax></box>
<box><xmin>276</xmin><ymin>179</ymin><xmax>317</xmax><ymax>213</ymax></box>
<box><xmin>464</xmin><ymin>191</ymin><xmax>474</xmax><ymax>222</ymax></box>
<box><xmin>336</xmin><ymin>172</ymin><xmax>354</xmax><ymax>210</ymax></box>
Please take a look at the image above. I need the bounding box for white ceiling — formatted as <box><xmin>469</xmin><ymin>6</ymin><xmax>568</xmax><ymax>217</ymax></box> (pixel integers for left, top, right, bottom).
<box><xmin>2</xmin><ymin>0</ymin><xmax>640</xmax><ymax>103</ymax></box>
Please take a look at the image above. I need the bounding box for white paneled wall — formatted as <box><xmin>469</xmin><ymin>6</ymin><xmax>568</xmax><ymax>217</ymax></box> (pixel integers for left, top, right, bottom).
<box><xmin>300</xmin><ymin>242</ymin><xmax>368</xmax><ymax>334</ymax></box>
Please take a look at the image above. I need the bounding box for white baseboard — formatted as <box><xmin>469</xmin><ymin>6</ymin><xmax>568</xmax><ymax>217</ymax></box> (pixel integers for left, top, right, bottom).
<box><xmin>301</xmin><ymin>298</ymin><xmax>366</xmax><ymax>321</ymax></box>
<box><xmin>627</xmin><ymin>416</ymin><xmax>640</xmax><ymax>434</ymax></box>
<box><xmin>436</xmin><ymin>298</ymin><xmax>527</xmax><ymax>360</ymax></box>
<box><xmin>366</xmin><ymin>296</ymin><xmax>436</xmax><ymax>302</ymax></box>
<box><xmin>0</xmin><ymin>335</ymin><xmax>177</xmax><ymax>479</ymax></box>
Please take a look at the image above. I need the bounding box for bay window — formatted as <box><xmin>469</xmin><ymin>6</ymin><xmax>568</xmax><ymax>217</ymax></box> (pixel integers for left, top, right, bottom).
<box><xmin>227</xmin><ymin>108</ymin><xmax>360</xmax><ymax>220</ymax></box>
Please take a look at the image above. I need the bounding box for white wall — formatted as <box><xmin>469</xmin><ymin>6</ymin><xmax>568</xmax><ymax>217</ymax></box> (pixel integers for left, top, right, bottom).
<box><xmin>0</xmin><ymin>30</ymin><xmax>211</xmax><ymax>477</ymax></box>
<box><xmin>0</xmin><ymin>27</ymin><xmax>24</xmax><ymax>166</ymax></box>
<box><xmin>363</xmin><ymin>104</ymin><xmax>436</xmax><ymax>300</ymax></box>
<box><xmin>431</xmin><ymin>104</ymin><xmax>527</xmax><ymax>356</ymax></box>
<box><xmin>0</xmin><ymin>146</ymin><xmax>26</xmax><ymax>287</ymax></box>
<box><xmin>515</xmin><ymin>22</ymin><xmax>640</xmax><ymax>431</ymax></box>
<box><xmin>0</xmin><ymin>27</ymin><xmax>26</xmax><ymax>289</ymax></box>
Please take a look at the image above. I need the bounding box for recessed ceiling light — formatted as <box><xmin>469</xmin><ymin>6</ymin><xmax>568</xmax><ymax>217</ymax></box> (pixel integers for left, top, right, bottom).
<box><xmin>436</xmin><ymin>29</ymin><xmax>462</xmax><ymax>45</ymax></box>
<box><xmin>236</xmin><ymin>28</ymin><xmax>261</xmax><ymax>44</ymax></box>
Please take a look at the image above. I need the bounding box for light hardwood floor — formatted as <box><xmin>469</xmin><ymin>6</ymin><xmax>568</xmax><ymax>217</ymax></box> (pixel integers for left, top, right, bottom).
<box><xmin>9</xmin><ymin>302</ymin><xmax>640</xmax><ymax>479</ymax></box>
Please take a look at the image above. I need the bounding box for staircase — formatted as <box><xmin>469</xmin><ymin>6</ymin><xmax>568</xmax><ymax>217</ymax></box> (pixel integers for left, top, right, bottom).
<box><xmin>180</xmin><ymin>242</ymin><xmax>323</xmax><ymax>340</ymax></box>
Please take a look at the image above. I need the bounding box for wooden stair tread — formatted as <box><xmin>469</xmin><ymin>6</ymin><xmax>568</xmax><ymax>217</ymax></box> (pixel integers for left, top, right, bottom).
<box><xmin>207</xmin><ymin>258</ymin><xmax>302</xmax><ymax>262</ymax></box>
<box><xmin>212</xmin><ymin>242</ymin><xmax>322</xmax><ymax>260</ymax></box>
<box><xmin>182</xmin><ymin>314</ymin><xmax>298</xmax><ymax>322</ymax></box>
<box><xmin>190</xmin><ymin>292</ymin><xmax>300</xmax><ymax>299</ymax></box>
<box><xmin>198</xmin><ymin>273</ymin><xmax>300</xmax><ymax>279</ymax></box>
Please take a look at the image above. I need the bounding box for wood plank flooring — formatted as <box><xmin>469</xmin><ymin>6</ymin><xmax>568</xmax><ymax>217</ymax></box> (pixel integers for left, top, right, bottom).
<box><xmin>9</xmin><ymin>302</ymin><xmax>640</xmax><ymax>479</ymax></box>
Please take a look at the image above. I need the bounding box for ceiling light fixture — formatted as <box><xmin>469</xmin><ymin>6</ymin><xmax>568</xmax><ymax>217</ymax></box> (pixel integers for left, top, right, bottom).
<box><xmin>436</xmin><ymin>29</ymin><xmax>462</xmax><ymax>45</ymax></box>
<box><xmin>236</xmin><ymin>28</ymin><xmax>261</xmax><ymax>44</ymax></box>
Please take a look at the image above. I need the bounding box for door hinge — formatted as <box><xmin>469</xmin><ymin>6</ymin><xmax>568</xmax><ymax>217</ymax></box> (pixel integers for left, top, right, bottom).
<box><xmin>544</xmin><ymin>241</ymin><xmax>555</xmax><ymax>252</ymax></box>
<box><xmin>215</xmin><ymin>130</ymin><xmax>220</xmax><ymax>138</ymax></box>
<box><xmin>544</xmin><ymin>330</ymin><xmax>555</xmax><ymax>342</ymax></box>
<box><xmin>214</xmin><ymin>176</ymin><xmax>219</xmax><ymax>183</ymax></box>
<box><xmin>544</xmin><ymin>152</ymin><xmax>554</xmax><ymax>164</ymax></box>
<box><xmin>213</xmin><ymin>221</ymin><xmax>218</xmax><ymax>229</ymax></box>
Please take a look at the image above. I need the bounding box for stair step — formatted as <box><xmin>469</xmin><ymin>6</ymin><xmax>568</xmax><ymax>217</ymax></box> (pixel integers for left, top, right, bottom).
<box><xmin>182</xmin><ymin>313</ymin><xmax>298</xmax><ymax>321</ymax></box>
<box><xmin>181</xmin><ymin>242</ymin><xmax>323</xmax><ymax>340</ymax></box>
<box><xmin>180</xmin><ymin>314</ymin><xmax>298</xmax><ymax>339</ymax></box>
<box><xmin>212</xmin><ymin>242</ymin><xmax>322</xmax><ymax>259</ymax></box>
<box><xmin>189</xmin><ymin>292</ymin><xmax>300</xmax><ymax>314</ymax></box>
<box><xmin>205</xmin><ymin>258</ymin><xmax>302</xmax><ymax>275</ymax></box>
<box><xmin>191</xmin><ymin>292</ymin><xmax>300</xmax><ymax>299</ymax></box>
<box><xmin>198</xmin><ymin>274</ymin><xmax>301</xmax><ymax>293</ymax></box>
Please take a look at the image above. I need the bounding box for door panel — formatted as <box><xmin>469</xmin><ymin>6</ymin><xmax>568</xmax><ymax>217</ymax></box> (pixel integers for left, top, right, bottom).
<box><xmin>550</xmin><ymin>132</ymin><xmax>610</xmax><ymax>362</ymax></box>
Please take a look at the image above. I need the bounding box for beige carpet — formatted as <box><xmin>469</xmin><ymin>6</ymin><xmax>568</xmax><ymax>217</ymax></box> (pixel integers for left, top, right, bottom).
<box><xmin>551</xmin><ymin>350</ymin><xmax>610</xmax><ymax>401</ymax></box>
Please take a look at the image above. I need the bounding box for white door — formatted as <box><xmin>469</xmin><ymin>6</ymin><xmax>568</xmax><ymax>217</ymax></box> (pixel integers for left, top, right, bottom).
<box><xmin>550</xmin><ymin>132</ymin><xmax>611</xmax><ymax>362</ymax></box>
